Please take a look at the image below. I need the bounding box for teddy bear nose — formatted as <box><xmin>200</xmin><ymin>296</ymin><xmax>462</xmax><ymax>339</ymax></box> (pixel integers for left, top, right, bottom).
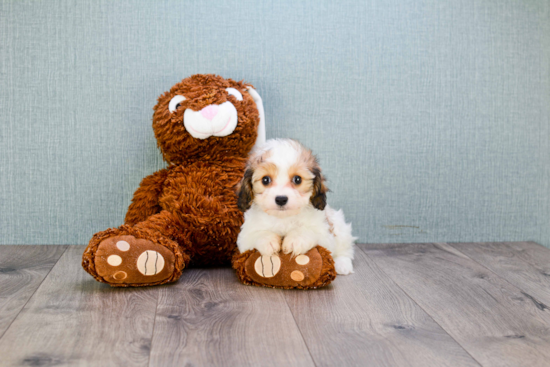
<box><xmin>200</xmin><ymin>105</ymin><xmax>219</xmax><ymax>121</ymax></box>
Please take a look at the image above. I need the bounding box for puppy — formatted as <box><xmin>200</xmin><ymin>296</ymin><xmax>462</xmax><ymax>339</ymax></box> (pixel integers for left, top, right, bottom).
<box><xmin>236</xmin><ymin>139</ymin><xmax>356</xmax><ymax>275</ymax></box>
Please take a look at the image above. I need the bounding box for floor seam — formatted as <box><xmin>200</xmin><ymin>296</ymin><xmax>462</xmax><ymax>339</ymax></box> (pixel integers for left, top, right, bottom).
<box><xmin>358</xmin><ymin>244</ymin><xmax>484</xmax><ymax>367</ymax></box>
<box><xmin>147</xmin><ymin>287</ymin><xmax>161</xmax><ymax>367</ymax></box>
<box><xmin>0</xmin><ymin>244</ymin><xmax>69</xmax><ymax>341</ymax></box>
<box><xmin>281</xmin><ymin>292</ymin><xmax>318</xmax><ymax>367</ymax></box>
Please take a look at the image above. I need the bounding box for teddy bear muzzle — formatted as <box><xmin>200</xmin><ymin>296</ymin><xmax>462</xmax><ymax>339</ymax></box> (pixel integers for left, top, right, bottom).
<box><xmin>183</xmin><ymin>101</ymin><xmax>238</xmax><ymax>139</ymax></box>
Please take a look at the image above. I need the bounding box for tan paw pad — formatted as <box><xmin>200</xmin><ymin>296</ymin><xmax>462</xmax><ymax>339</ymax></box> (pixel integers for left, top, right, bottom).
<box><xmin>116</xmin><ymin>241</ymin><xmax>130</xmax><ymax>251</ymax></box>
<box><xmin>295</xmin><ymin>255</ymin><xmax>310</xmax><ymax>265</ymax></box>
<box><xmin>254</xmin><ymin>255</ymin><xmax>281</xmax><ymax>278</ymax></box>
<box><xmin>107</xmin><ymin>255</ymin><xmax>122</xmax><ymax>266</ymax></box>
<box><xmin>113</xmin><ymin>271</ymin><xmax>127</xmax><ymax>280</ymax></box>
<box><xmin>137</xmin><ymin>250</ymin><xmax>165</xmax><ymax>276</ymax></box>
<box><xmin>290</xmin><ymin>270</ymin><xmax>305</xmax><ymax>281</ymax></box>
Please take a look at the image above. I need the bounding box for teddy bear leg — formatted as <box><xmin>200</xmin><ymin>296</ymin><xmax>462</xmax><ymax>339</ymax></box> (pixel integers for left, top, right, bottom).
<box><xmin>82</xmin><ymin>211</ymin><xmax>190</xmax><ymax>287</ymax></box>
<box><xmin>232</xmin><ymin>245</ymin><xmax>337</xmax><ymax>289</ymax></box>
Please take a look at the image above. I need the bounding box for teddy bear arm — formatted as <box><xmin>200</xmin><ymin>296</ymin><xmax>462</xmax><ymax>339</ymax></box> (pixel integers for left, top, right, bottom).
<box><xmin>125</xmin><ymin>169</ymin><xmax>170</xmax><ymax>226</ymax></box>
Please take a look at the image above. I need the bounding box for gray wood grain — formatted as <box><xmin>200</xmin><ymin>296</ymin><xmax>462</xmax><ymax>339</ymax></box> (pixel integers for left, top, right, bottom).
<box><xmin>503</xmin><ymin>242</ymin><xmax>550</xmax><ymax>268</ymax></box>
<box><xmin>284</xmin><ymin>249</ymin><xmax>480</xmax><ymax>367</ymax></box>
<box><xmin>149</xmin><ymin>267</ymin><xmax>315</xmax><ymax>367</ymax></box>
<box><xmin>3</xmin><ymin>243</ymin><xmax>550</xmax><ymax>367</ymax></box>
<box><xmin>448</xmin><ymin>242</ymin><xmax>550</xmax><ymax>306</ymax></box>
<box><xmin>0</xmin><ymin>245</ymin><xmax>67</xmax><ymax>338</ymax></box>
<box><xmin>0</xmin><ymin>246</ymin><xmax>159</xmax><ymax>367</ymax></box>
<box><xmin>361</xmin><ymin>243</ymin><xmax>550</xmax><ymax>367</ymax></box>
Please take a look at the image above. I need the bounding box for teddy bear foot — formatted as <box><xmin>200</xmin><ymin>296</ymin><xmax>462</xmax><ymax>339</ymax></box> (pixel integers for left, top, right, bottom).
<box><xmin>233</xmin><ymin>246</ymin><xmax>337</xmax><ymax>289</ymax></box>
<box><xmin>93</xmin><ymin>235</ymin><xmax>178</xmax><ymax>286</ymax></box>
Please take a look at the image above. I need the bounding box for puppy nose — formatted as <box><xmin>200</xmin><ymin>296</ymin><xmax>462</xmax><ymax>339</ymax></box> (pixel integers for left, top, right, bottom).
<box><xmin>275</xmin><ymin>196</ymin><xmax>288</xmax><ymax>206</ymax></box>
<box><xmin>200</xmin><ymin>105</ymin><xmax>219</xmax><ymax>120</ymax></box>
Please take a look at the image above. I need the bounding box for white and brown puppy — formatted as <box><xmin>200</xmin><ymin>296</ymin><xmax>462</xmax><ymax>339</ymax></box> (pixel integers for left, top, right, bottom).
<box><xmin>236</xmin><ymin>139</ymin><xmax>356</xmax><ymax>275</ymax></box>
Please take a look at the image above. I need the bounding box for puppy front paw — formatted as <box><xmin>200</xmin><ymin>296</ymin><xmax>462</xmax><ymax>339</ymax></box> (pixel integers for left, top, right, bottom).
<box><xmin>282</xmin><ymin>234</ymin><xmax>316</xmax><ymax>257</ymax></box>
<box><xmin>255</xmin><ymin>233</ymin><xmax>282</xmax><ymax>256</ymax></box>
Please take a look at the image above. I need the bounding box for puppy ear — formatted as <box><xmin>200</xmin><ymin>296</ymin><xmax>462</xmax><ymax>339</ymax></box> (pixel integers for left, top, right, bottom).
<box><xmin>310</xmin><ymin>167</ymin><xmax>328</xmax><ymax>210</ymax></box>
<box><xmin>236</xmin><ymin>168</ymin><xmax>254</xmax><ymax>212</ymax></box>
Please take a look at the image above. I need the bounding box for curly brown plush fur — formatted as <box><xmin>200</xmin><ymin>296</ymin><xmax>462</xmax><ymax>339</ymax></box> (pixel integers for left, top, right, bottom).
<box><xmin>153</xmin><ymin>75</ymin><xmax>259</xmax><ymax>164</ymax></box>
<box><xmin>82</xmin><ymin>75</ymin><xmax>259</xmax><ymax>286</ymax></box>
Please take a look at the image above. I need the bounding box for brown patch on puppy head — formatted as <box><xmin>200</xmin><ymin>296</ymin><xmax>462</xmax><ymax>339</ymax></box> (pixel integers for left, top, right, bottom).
<box><xmin>291</xmin><ymin>140</ymin><xmax>317</xmax><ymax>169</ymax></box>
<box><xmin>246</xmin><ymin>147</ymin><xmax>273</xmax><ymax>168</ymax></box>
<box><xmin>288</xmin><ymin>165</ymin><xmax>315</xmax><ymax>194</ymax></box>
<box><xmin>310</xmin><ymin>163</ymin><xmax>328</xmax><ymax>211</ymax></box>
<box><xmin>288</xmin><ymin>144</ymin><xmax>318</xmax><ymax>195</ymax></box>
<box><xmin>236</xmin><ymin>168</ymin><xmax>254</xmax><ymax>212</ymax></box>
<box><xmin>153</xmin><ymin>74</ymin><xmax>260</xmax><ymax>164</ymax></box>
<box><xmin>251</xmin><ymin>162</ymin><xmax>278</xmax><ymax>195</ymax></box>
<box><xmin>236</xmin><ymin>149</ymin><xmax>276</xmax><ymax>212</ymax></box>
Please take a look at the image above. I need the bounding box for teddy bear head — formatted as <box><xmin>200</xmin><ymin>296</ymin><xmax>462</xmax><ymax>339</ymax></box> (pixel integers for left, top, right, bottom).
<box><xmin>152</xmin><ymin>74</ymin><xmax>265</xmax><ymax>164</ymax></box>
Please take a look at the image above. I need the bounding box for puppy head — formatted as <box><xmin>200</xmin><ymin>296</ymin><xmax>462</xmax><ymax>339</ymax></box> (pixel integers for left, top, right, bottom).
<box><xmin>236</xmin><ymin>139</ymin><xmax>328</xmax><ymax>217</ymax></box>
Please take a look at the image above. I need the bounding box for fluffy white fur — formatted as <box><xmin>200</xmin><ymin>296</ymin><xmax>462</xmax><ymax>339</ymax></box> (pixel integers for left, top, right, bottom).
<box><xmin>237</xmin><ymin>139</ymin><xmax>357</xmax><ymax>275</ymax></box>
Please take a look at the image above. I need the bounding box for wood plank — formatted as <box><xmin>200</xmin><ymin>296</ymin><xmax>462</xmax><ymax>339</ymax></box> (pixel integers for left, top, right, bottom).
<box><xmin>448</xmin><ymin>242</ymin><xmax>550</xmax><ymax>306</ymax></box>
<box><xmin>503</xmin><ymin>242</ymin><xmax>550</xmax><ymax>268</ymax></box>
<box><xmin>0</xmin><ymin>246</ymin><xmax>159</xmax><ymax>367</ymax></box>
<box><xmin>149</xmin><ymin>267</ymin><xmax>315</xmax><ymax>367</ymax></box>
<box><xmin>361</xmin><ymin>243</ymin><xmax>550</xmax><ymax>367</ymax></box>
<box><xmin>0</xmin><ymin>245</ymin><xmax>67</xmax><ymax>338</ymax></box>
<box><xmin>284</xmin><ymin>249</ymin><xmax>480</xmax><ymax>367</ymax></box>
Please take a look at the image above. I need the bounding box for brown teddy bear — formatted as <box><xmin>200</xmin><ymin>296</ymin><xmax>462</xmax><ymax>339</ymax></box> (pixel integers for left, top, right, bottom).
<box><xmin>82</xmin><ymin>74</ymin><xmax>336</xmax><ymax>289</ymax></box>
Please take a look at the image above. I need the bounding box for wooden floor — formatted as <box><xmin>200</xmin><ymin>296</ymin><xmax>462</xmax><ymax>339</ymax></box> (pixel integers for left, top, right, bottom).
<box><xmin>1</xmin><ymin>242</ymin><xmax>550</xmax><ymax>367</ymax></box>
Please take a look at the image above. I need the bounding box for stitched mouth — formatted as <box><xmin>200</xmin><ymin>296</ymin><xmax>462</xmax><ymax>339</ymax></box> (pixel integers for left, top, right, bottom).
<box><xmin>214</xmin><ymin>116</ymin><xmax>232</xmax><ymax>134</ymax></box>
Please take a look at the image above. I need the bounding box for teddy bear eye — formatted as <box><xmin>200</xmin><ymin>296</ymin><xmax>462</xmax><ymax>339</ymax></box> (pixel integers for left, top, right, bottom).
<box><xmin>169</xmin><ymin>95</ymin><xmax>186</xmax><ymax>113</ymax></box>
<box><xmin>225</xmin><ymin>88</ymin><xmax>243</xmax><ymax>101</ymax></box>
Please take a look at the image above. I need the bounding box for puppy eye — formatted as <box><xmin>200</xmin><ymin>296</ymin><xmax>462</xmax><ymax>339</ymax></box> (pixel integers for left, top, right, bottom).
<box><xmin>169</xmin><ymin>95</ymin><xmax>186</xmax><ymax>113</ymax></box>
<box><xmin>292</xmin><ymin>175</ymin><xmax>302</xmax><ymax>185</ymax></box>
<box><xmin>261</xmin><ymin>176</ymin><xmax>271</xmax><ymax>186</ymax></box>
<box><xmin>226</xmin><ymin>88</ymin><xmax>243</xmax><ymax>101</ymax></box>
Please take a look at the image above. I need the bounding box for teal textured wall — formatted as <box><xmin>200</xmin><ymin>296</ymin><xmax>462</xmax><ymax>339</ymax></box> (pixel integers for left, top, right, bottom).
<box><xmin>0</xmin><ymin>0</ymin><xmax>549</xmax><ymax>246</ymax></box>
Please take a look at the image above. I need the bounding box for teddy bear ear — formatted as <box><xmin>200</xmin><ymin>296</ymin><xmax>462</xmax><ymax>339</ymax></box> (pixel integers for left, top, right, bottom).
<box><xmin>246</xmin><ymin>87</ymin><xmax>266</xmax><ymax>150</ymax></box>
